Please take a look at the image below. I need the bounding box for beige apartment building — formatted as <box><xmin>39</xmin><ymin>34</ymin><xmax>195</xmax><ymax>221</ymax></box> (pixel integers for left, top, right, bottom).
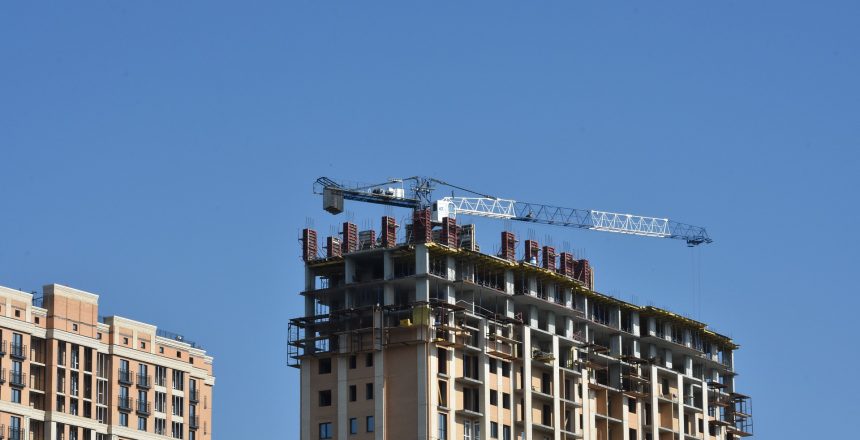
<box><xmin>0</xmin><ymin>283</ymin><xmax>214</xmax><ymax>440</ymax></box>
<box><xmin>290</xmin><ymin>215</ymin><xmax>752</xmax><ymax>440</ymax></box>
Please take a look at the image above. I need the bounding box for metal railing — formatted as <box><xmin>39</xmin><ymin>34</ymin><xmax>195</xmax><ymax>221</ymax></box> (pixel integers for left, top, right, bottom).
<box><xmin>137</xmin><ymin>374</ymin><xmax>151</xmax><ymax>389</ymax></box>
<box><xmin>189</xmin><ymin>389</ymin><xmax>199</xmax><ymax>403</ymax></box>
<box><xmin>189</xmin><ymin>416</ymin><xmax>200</xmax><ymax>429</ymax></box>
<box><xmin>136</xmin><ymin>400</ymin><xmax>151</xmax><ymax>415</ymax></box>
<box><xmin>117</xmin><ymin>396</ymin><xmax>132</xmax><ymax>411</ymax></box>
<box><xmin>9</xmin><ymin>372</ymin><xmax>26</xmax><ymax>388</ymax></box>
<box><xmin>118</xmin><ymin>369</ymin><xmax>133</xmax><ymax>385</ymax></box>
<box><xmin>9</xmin><ymin>344</ymin><xmax>26</xmax><ymax>360</ymax></box>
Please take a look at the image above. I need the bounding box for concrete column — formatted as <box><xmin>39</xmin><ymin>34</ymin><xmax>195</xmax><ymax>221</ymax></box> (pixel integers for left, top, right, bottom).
<box><xmin>301</xmin><ymin>364</ymin><xmax>311</xmax><ymax>440</ymax></box>
<box><xmin>677</xmin><ymin>374</ymin><xmax>685</xmax><ymax>440</ymax></box>
<box><xmin>529</xmin><ymin>305</ymin><xmax>539</xmax><ymax>329</ymax></box>
<box><xmin>552</xmin><ymin>336</ymin><xmax>561</xmax><ymax>440</ymax></box>
<box><xmin>647</xmin><ymin>318</ymin><xmax>656</xmax><ymax>337</ymax></box>
<box><xmin>446</xmin><ymin>256</ymin><xmax>456</xmax><ymax>281</ymax></box>
<box><xmin>631</xmin><ymin>312</ymin><xmax>640</xmax><ymax>337</ymax></box>
<box><xmin>523</xmin><ymin>328</ymin><xmax>533</xmax><ymax>440</ymax></box>
<box><xmin>337</xmin><ymin>357</ymin><xmax>348</xmax><ymax>440</ymax></box>
<box><xmin>580</xmin><ymin>360</ymin><xmax>592</xmax><ymax>440</ymax></box>
<box><xmin>564</xmin><ymin>317</ymin><xmax>574</xmax><ymax>340</ymax></box>
<box><xmin>546</xmin><ymin>311</ymin><xmax>556</xmax><ymax>334</ymax></box>
<box><xmin>665</xmin><ymin>349</ymin><xmax>673</xmax><ymax>370</ymax></box>
<box><xmin>650</xmin><ymin>366</ymin><xmax>659</xmax><ymax>440</ymax></box>
<box><xmin>685</xmin><ymin>355</ymin><xmax>694</xmax><ymax>377</ymax></box>
<box><xmin>610</xmin><ymin>334</ymin><xmax>622</xmax><ymax>357</ymax></box>
<box><xmin>505</xmin><ymin>270</ymin><xmax>515</xmax><ymax>295</ymax></box>
<box><xmin>481</xmin><ymin>319</ymin><xmax>491</xmax><ymax>440</ymax></box>
<box><xmin>344</xmin><ymin>257</ymin><xmax>356</xmax><ymax>284</ymax></box>
<box><xmin>375</xmin><ymin>350</ymin><xmax>386</xmax><ymax>440</ymax></box>
<box><xmin>621</xmin><ymin>397</ymin><xmax>629</xmax><ymax>440</ymax></box>
<box><xmin>415</xmin><ymin>245</ymin><xmax>430</xmax><ymax>303</ymax></box>
<box><xmin>383</xmin><ymin>251</ymin><xmax>395</xmax><ymax>305</ymax></box>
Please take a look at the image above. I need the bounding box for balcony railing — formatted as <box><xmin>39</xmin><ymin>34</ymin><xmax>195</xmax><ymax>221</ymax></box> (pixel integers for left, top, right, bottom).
<box><xmin>136</xmin><ymin>400</ymin><xmax>151</xmax><ymax>415</ymax></box>
<box><xmin>137</xmin><ymin>374</ymin><xmax>151</xmax><ymax>389</ymax></box>
<box><xmin>189</xmin><ymin>389</ymin><xmax>199</xmax><ymax>403</ymax></box>
<box><xmin>189</xmin><ymin>416</ymin><xmax>199</xmax><ymax>430</ymax></box>
<box><xmin>118</xmin><ymin>369</ymin><xmax>133</xmax><ymax>385</ymax></box>
<box><xmin>117</xmin><ymin>396</ymin><xmax>132</xmax><ymax>412</ymax></box>
<box><xmin>6</xmin><ymin>427</ymin><xmax>25</xmax><ymax>440</ymax></box>
<box><xmin>0</xmin><ymin>340</ymin><xmax>6</xmax><ymax>356</ymax></box>
<box><xmin>10</xmin><ymin>344</ymin><xmax>26</xmax><ymax>360</ymax></box>
<box><xmin>9</xmin><ymin>372</ymin><xmax>26</xmax><ymax>388</ymax></box>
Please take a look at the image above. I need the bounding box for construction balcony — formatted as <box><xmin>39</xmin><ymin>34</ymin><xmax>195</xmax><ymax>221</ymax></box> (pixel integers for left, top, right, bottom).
<box><xmin>9</xmin><ymin>371</ymin><xmax>26</xmax><ymax>388</ymax></box>
<box><xmin>136</xmin><ymin>400</ymin><xmax>151</xmax><ymax>416</ymax></box>
<box><xmin>118</xmin><ymin>369</ymin><xmax>133</xmax><ymax>386</ymax></box>
<box><xmin>189</xmin><ymin>388</ymin><xmax>200</xmax><ymax>403</ymax></box>
<box><xmin>9</xmin><ymin>344</ymin><xmax>26</xmax><ymax>361</ymax></box>
<box><xmin>117</xmin><ymin>396</ymin><xmax>132</xmax><ymax>412</ymax></box>
<box><xmin>136</xmin><ymin>374</ymin><xmax>151</xmax><ymax>389</ymax></box>
<box><xmin>189</xmin><ymin>416</ymin><xmax>200</xmax><ymax>430</ymax></box>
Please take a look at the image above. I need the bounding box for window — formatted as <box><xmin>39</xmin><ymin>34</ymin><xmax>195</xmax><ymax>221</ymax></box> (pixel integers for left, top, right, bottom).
<box><xmin>438</xmin><ymin>380</ymin><xmax>448</xmax><ymax>407</ymax></box>
<box><xmin>139</xmin><ymin>417</ymin><xmax>147</xmax><ymax>431</ymax></box>
<box><xmin>437</xmin><ymin>348</ymin><xmax>448</xmax><ymax>375</ymax></box>
<box><xmin>628</xmin><ymin>397</ymin><xmax>637</xmax><ymax>413</ymax></box>
<box><xmin>437</xmin><ymin>413</ymin><xmax>447</xmax><ymax>439</ymax></box>
<box><xmin>349</xmin><ymin>355</ymin><xmax>357</xmax><ymax>369</ymax></box>
<box><xmin>156</xmin><ymin>366</ymin><xmax>167</xmax><ymax>387</ymax></box>
<box><xmin>489</xmin><ymin>358</ymin><xmax>497</xmax><ymax>374</ymax></box>
<box><xmin>11</xmin><ymin>388</ymin><xmax>20</xmax><ymax>403</ymax></box>
<box><xmin>491</xmin><ymin>422</ymin><xmax>499</xmax><ymax>439</ymax></box>
<box><xmin>366</xmin><ymin>416</ymin><xmax>374</xmax><ymax>432</ymax></box>
<box><xmin>72</xmin><ymin>323</ymin><xmax>78</xmax><ymax>331</ymax></box>
<box><xmin>172</xmin><ymin>395</ymin><xmax>184</xmax><ymax>416</ymax></box>
<box><xmin>502</xmin><ymin>393</ymin><xmax>510</xmax><ymax>410</ymax></box>
<box><xmin>349</xmin><ymin>385</ymin><xmax>357</xmax><ymax>401</ymax></box>
<box><xmin>173</xmin><ymin>370</ymin><xmax>185</xmax><ymax>391</ymax></box>
<box><xmin>319</xmin><ymin>423</ymin><xmax>332</xmax><ymax>439</ymax></box>
<box><xmin>140</xmin><ymin>341</ymin><xmax>146</xmax><ymax>349</ymax></box>
<box><xmin>350</xmin><ymin>418</ymin><xmax>358</xmax><ymax>434</ymax></box>
<box><xmin>490</xmin><ymin>390</ymin><xmax>498</xmax><ymax>406</ymax></box>
<box><xmin>171</xmin><ymin>421</ymin><xmax>184</xmax><ymax>439</ymax></box>
<box><xmin>119</xmin><ymin>412</ymin><xmax>128</xmax><ymax>427</ymax></box>
<box><xmin>503</xmin><ymin>425</ymin><xmax>511</xmax><ymax>440</ymax></box>
<box><xmin>319</xmin><ymin>358</ymin><xmax>332</xmax><ymax>374</ymax></box>
<box><xmin>463</xmin><ymin>387</ymin><xmax>480</xmax><ymax>412</ymax></box>
<box><xmin>501</xmin><ymin>361</ymin><xmax>510</xmax><ymax>377</ymax></box>
<box><xmin>319</xmin><ymin>390</ymin><xmax>332</xmax><ymax>407</ymax></box>
<box><xmin>366</xmin><ymin>383</ymin><xmax>374</xmax><ymax>400</ymax></box>
<box><xmin>155</xmin><ymin>392</ymin><xmax>167</xmax><ymax>412</ymax></box>
<box><xmin>463</xmin><ymin>355</ymin><xmax>479</xmax><ymax>379</ymax></box>
<box><xmin>366</xmin><ymin>353</ymin><xmax>373</xmax><ymax>367</ymax></box>
<box><xmin>123</xmin><ymin>337</ymin><xmax>129</xmax><ymax>345</ymax></box>
<box><xmin>155</xmin><ymin>418</ymin><xmax>167</xmax><ymax>435</ymax></box>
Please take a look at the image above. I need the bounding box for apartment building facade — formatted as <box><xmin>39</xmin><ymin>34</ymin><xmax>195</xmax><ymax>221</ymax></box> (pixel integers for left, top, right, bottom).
<box><xmin>290</xmin><ymin>216</ymin><xmax>752</xmax><ymax>440</ymax></box>
<box><xmin>0</xmin><ymin>284</ymin><xmax>214</xmax><ymax>440</ymax></box>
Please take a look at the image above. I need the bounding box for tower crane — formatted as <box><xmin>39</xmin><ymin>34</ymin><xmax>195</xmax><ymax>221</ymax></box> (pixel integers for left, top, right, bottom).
<box><xmin>313</xmin><ymin>176</ymin><xmax>711</xmax><ymax>246</ymax></box>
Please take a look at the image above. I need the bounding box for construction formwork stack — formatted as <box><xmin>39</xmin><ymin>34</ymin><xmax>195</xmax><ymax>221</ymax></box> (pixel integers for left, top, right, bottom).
<box><xmin>381</xmin><ymin>216</ymin><xmax>397</xmax><ymax>248</ymax></box>
<box><xmin>411</xmin><ymin>209</ymin><xmax>432</xmax><ymax>244</ymax></box>
<box><xmin>559</xmin><ymin>252</ymin><xmax>574</xmax><ymax>277</ymax></box>
<box><xmin>574</xmin><ymin>259</ymin><xmax>593</xmax><ymax>289</ymax></box>
<box><xmin>326</xmin><ymin>236</ymin><xmax>342</xmax><ymax>258</ymax></box>
<box><xmin>341</xmin><ymin>222</ymin><xmax>358</xmax><ymax>254</ymax></box>
<box><xmin>440</xmin><ymin>217</ymin><xmax>458</xmax><ymax>248</ymax></box>
<box><xmin>524</xmin><ymin>239</ymin><xmax>540</xmax><ymax>264</ymax></box>
<box><xmin>542</xmin><ymin>246</ymin><xmax>556</xmax><ymax>271</ymax></box>
<box><xmin>501</xmin><ymin>231</ymin><xmax>517</xmax><ymax>261</ymax></box>
<box><xmin>302</xmin><ymin>228</ymin><xmax>318</xmax><ymax>262</ymax></box>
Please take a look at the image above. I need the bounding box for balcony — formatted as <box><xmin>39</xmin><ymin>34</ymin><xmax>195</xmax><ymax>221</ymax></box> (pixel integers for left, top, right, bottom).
<box><xmin>137</xmin><ymin>374</ymin><xmax>151</xmax><ymax>389</ymax></box>
<box><xmin>118</xmin><ymin>369</ymin><xmax>133</xmax><ymax>385</ymax></box>
<box><xmin>9</xmin><ymin>372</ymin><xmax>26</xmax><ymax>388</ymax></box>
<box><xmin>189</xmin><ymin>416</ymin><xmax>199</xmax><ymax>430</ymax></box>
<box><xmin>117</xmin><ymin>396</ymin><xmax>132</xmax><ymax>412</ymax></box>
<box><xmin>10</xmin><ymin>344</ymin><xmax>26</xmax><ymax>360</ymax></box>
<box><xmin>189</xmin><ymin>389</ymin><xmax>199</xmax><ymax>403</ymax></box>
<box><xmin>6</xmin><ymin>427</ymin><xmax>25</xmax><ymax>440</ymax></box>
<box><xmin>136</xmin><ymin>400</ymin><xmax>151</xmax><ymax>416</ymax></box>
<box><xmin>0</xmin><ymin>340</ymin><xmax>6</xmax><ymax>356</ymax></box>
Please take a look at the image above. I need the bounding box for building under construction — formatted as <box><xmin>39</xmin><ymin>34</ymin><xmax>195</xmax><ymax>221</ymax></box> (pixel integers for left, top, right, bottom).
<box><xmin>289</xmin><ymin>212</ymin><xmax>752</xmax><ymax>440</ymax></box>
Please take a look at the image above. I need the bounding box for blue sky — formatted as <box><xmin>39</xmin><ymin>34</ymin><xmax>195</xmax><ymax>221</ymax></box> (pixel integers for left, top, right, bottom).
<box><xmin>2</xmin><ymin>1</ymin><xmax>858</xmax><ymax>438</ymax></box>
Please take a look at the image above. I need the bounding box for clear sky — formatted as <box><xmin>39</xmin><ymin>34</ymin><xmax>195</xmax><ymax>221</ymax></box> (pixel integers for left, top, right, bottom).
<box><xmin>2</xmin><ymin>1</ymin><xmax>858</xmax><ymax>438</ymax></box>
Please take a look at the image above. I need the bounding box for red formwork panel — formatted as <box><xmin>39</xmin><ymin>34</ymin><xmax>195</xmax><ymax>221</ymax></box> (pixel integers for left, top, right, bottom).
<box><xmin>302</xmin><ymin>228</ymin><xmax>318</xmax><ymax>262</ymax></box>
<box><xmin>501</xmin><ymin>231</ymin><xmax>517</xmax><ymax>261</ymax></box>
<box><xmin>381</xmin><ymin>216</ymin><xmax>397</xmax><ymax>248</ymax></box>
<box><xmin>341</xmin><ymin>222</ymin><xmax>358</xmax><ymax>254</ymax></box>
<box><xmin>440</xmin><ymin>217</ymin><xmax>458</xmax><ymax>248</ymax></box>
<box><xmin>327</xmin><ymin>236</ymin><xmax>342</xmax><ymax>258</ymax></box>
<box><xmin>558</xmin><ymin>252</ymin><xmax>574</xmax><ymax>277</ymax></box>
<box><xmin>524</xmin><ymin>240</ymin><xmax>540</xmax><ymax>264</ymax></box>
<box><xmin>411</xmin><ymin>209</ymin><xmax>432</xmax><ymax>244</ymax></box>
<box><xmin>542</xmin><ymin>246</ymin><xmax>556</xmax><ymax>271</ymax></box>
